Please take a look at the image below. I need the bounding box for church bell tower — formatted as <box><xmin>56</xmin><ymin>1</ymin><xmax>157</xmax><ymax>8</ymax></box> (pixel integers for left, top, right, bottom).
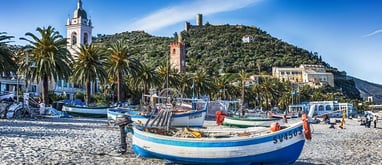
<box><xmin>169</xmin><ymin>33</ymin><xmax>186</xmax><ymax>72</ymax></box>
<box><xmin>66</xmin><ymin>0</ymin><xmax>92</xmax><ymax>55</ymax></box>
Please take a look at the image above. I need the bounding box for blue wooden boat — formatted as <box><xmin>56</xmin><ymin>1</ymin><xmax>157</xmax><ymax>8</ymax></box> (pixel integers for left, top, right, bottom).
<box><xmin>108</xmin><ymin>98</ymin><xmax>208</xmax><ymax>127</ymax></box>
<box><xmin>131</xmin><ymin>115</ymin><xmax>311</xmax><ymax>165</ymax></box>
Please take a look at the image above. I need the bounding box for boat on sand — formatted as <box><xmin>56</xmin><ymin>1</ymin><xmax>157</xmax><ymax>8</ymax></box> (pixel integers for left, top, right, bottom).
<box><xmin>131</xmin><ymin>114</ymin><xmax>311</xmax><ymax>165</ymax></box>
<box><xmin>108</xmin><ymin>98</ymin><xmax>208</xmax><ymax>127</ymax></box>
<box><xmin>128</xmin><ymin>105</ymin><xmax>315</xmax><ymax>165</ymax></box>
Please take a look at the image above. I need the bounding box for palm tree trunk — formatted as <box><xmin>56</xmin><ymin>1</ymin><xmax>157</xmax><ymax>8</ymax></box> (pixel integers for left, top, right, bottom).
<box><xmin>43</xmin><ymin>75</ymin><xmax>49</xmax><ymax>105</ymax></box>
<box><xmin>117</xmin><ymin>71</ymin><xmax>123</xmax><ymax>102</ymax></box>
<box><xmin>86</xmin><ymin>80</ymin><xmax>91</xmax><ymax>105</ymax></box>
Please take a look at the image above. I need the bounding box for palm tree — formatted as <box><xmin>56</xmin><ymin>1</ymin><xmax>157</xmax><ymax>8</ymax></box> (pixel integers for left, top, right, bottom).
<box><xmin>157</xmin><ymin>65</ymin><xmax>181</xmax><ymax>90</ymax></box>
<box><xmin>237</xmin><ymin>69</ymin><xmax>249</xmax><ymax>116</ymax></box>
<box><xmin>72</xmin><ymin>44</ymin><xmax>107</xmax><ymax>105</ymax></box>
<box><xmin>192</xmin><ymin>69</ymin><xmax>212</xmax><ymax>98</ymax></box>
<box><xmin>260</xmin><ymin>78</ymin><xmax>275</xmax><ymax>111</ymax></box>
<box><xmin>132</xmin><ymin>62</ymin><xmax>161</xmax><ymax>102</ymax></box>
<box><xmin>0</xmin><ymin>32</ymin><xmax>16</xmax><ymax>74</ymax></box>
<box><xmin>107</xmin><ymin>39</ymin><xmax>141</xmax><ymax>102</ymax></box>
<box><xmin>20</xmin><ymin>26</ymin><xmax>72</xmax><ymax>105</ymax></box>
<box><xmin>214</xmin><ymin>75</ymin><xmax>232</xmax><ymax>100</ymax></box>
<box><xmin>252</xmin><ymin>83</ymin><xmax>262</xmax><ymax>109</ymax></box>
<box><xmin>178</xmin><ymin>73</ymin><xmax>192</xmax><ymax>98</ymax></box>
<box><xmin>238</xmin><ymin>70</ymin><xmax>248</xmax><ymax>103</ymax></box>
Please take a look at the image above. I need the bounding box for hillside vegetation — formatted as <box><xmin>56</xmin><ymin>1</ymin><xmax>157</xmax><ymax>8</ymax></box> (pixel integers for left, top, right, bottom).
<box><xmin>93</xmin><ymin>24</ymin><xmax>361</xmax><ymax>100</ymax></box>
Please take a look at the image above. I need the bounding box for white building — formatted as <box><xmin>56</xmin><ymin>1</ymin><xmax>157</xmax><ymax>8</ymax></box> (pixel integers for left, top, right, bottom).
<box><xmin>66</xmin><ymin>0</ymin><xmax>93</xmax><ymax>55</ymax></box>
<box><xmin>242</xmin><ymin>35</ymin><xmax>254</xmax><ymax>43</ymax></box>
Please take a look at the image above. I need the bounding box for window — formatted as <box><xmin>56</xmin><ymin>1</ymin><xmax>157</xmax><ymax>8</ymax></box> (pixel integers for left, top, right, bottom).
<box><xmin>71</xmin><ymin>32</ymin><xmax>77</xmax><ymax>45</ymax></box>
<box><xmin>326</xmin><ymin>105</ymin><xmax>331</xmax><ymax>111</ymax></box>
<box><xmin>84</xmin><ymin>33</ymin><xmax>88</xmax><ymax>45</ymax></box>
<box><xmin>318</xmin><ymin>105</ymin><xmax>324</xmax><ymax>111</ymax></box>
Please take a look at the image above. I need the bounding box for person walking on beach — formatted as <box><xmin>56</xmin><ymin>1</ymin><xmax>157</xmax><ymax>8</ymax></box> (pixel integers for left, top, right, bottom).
<box><xmin>373</xmin><ymin>115</ymin><xmax>378</xmax><ymax>128</ymax></box>
<box><xmin>366</xmin><ymin>114</ymin><xmax>372</xmax><ymax>128</ymax></box>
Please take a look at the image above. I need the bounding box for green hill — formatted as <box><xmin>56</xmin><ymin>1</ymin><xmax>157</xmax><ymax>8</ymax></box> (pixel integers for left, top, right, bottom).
<box><xmin>93</xmin><ymin>24</ymin><xmax>361</xmax><ymax>100</ymax></box>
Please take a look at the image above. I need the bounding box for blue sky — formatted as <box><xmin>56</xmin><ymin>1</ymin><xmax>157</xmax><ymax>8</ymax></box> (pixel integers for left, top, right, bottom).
<box><xmin>1</xmin><ymin>0</ymin><xmax>382</xmax><ymax>85</ymax></box>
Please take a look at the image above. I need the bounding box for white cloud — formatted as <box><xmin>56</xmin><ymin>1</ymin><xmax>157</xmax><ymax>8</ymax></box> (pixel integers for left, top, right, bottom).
<box><xmin>362</xmin><ymin>29</ymin><xmax>382</xmax><ymax>38</ymax></box>
<box><xmin>126</xmin><ymin>0</ymin><xmax>260</xmax><ymax>33</ymax></box>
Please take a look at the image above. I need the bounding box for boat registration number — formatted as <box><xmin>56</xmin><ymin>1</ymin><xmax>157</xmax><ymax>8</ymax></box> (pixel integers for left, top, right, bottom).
<box><xmin>189</xmin><ymin>113</ymin><xmax>202</xmax><ymax>119</ymax></box>
<box><xmin>273</xmin><ymin>127</ymin><xmax>303</xmax><ymax>144</ymax></box>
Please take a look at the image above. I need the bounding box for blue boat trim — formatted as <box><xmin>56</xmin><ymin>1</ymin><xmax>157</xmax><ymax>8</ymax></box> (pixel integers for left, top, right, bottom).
<box><xmin>132</xmin><ymin>140</ymin><xmax>305</xmax><ymax>165</ymax></box>
<box><xmin>133</xmin><ymin>125</ymin><xmax>304</xmax><ymax>148</ymax></box>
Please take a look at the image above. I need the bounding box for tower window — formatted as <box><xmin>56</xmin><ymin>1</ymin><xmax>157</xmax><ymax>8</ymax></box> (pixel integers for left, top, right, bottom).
<box><xmin>84</xmin><ymin>33</ymin><xmax>88</xmax><ymax>45</ymax></box>
<box><xmin>71</xmin><ymin>32</ymin><xmax>77</xmax><ymax>45</ymax></box>
<box><xmin>172</xmin><ymin>48</ymin><xmax>176</xmax><ymax>54</ymax></box>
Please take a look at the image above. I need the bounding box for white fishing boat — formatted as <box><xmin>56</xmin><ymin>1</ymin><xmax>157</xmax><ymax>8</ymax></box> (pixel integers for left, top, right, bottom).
<box><xmin>108</xmin><ymin>98</ymin><xmax>208</xmax><ymax>127</ymax></box>
<box><xmin>62</xmin><ymin>105</ymin><xmax>114</xmax><ymax>118</ymax></box>
<box><xmin>222</xmin><ymin>115</ymin><xmax>280</xmax><ymax>127</ymax></box>
<box><xmin>131</xmin><ymin>114</ymin><xmax>311</xmax><ymax>165</ymax></box>
<box><xmin>129</xmin><ymin>105</ymin><xmax>315</xmax><ymax>164</ymax></box>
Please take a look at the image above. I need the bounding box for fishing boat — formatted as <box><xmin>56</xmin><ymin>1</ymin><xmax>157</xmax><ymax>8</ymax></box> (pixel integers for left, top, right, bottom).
<box><xmin>128</xmin><ymin>105</ymin><xmax>315</xmax><ymax>165</ymax></box>
<box><xmin>131</xmin><ymin>113</ymin><xmax>311</xmax><ymax>165</ymax></box>
<box><xmin>222</xmin><ymin>115</ymin><xmax>281</xmax><ymax>128</ymax></box>
<box><xmin>0</xmin><ymin>92</ymin><xmax>14</xmax><ymax>101</ymax></box>
<box><xmin>62</xmin><ymin>105</ymin><xmax>113</xmax><ymax>118</ymax></box>
<box><xmin>108</xmin><ymin>98</ymin><xmax>209</xmax><ymax>127</ymax></box>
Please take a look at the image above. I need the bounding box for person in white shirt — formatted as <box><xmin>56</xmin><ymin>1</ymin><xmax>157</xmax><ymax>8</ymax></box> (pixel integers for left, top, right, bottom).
<box><xmin>373</xmin><ymin>115</ymin><xmax>378</xmax><ymax>128</ymax></box>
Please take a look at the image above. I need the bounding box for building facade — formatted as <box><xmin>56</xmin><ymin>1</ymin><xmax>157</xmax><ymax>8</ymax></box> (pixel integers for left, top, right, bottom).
<box><xmin>169</xmin><ymin>41</ymin><xmax>186</xmax><ymax>72</ymax></box>
<box><xmin>53</xmin><ymin>0</ymin><xmax>93</xmax><ymax>99</ymax></box>
<box><xmin>272</xmin><ymin>64</ymin><xmax>334</xmax><ymax>88</ymax></box>
<box><xmin>66</xmin><ymin>0</ymin><xmax>92</xmax><ymax>55</ymax></box>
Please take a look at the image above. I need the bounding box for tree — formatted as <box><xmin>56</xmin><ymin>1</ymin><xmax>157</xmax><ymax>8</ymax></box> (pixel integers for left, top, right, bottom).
<box><xmin>72</xmin><ymin>44</ymin><xmax>107</xmax><ymax>105</ymax></box>
<box><xmin>106</xmin><ymin>39</ymin><xmax>141</xmax><ymax>102</ymax></box>
<box><xmin>213</xmin><ymin>75</ymin><xmax>232</xmax><ymax>100</ymax></box>
<box><xmin>0</xmin><ymin>32</ymin><xmax>16</xmax><ymax>75</ymax></box>
<box><xmin>192</xmin><ymin>69</ymin><xmax>213</xmax><ymax>98</ymax></box>
<box><xmin>238</xmin><ymin>70</ymin><xmax>248</xmax><ymax>105</ymax></box>
<box><xmin>178</xmin><ymin>73</ymin><xmax>192</xmax><ymax>98</ymax></box>
<box><xmin>133</xmin><ymin>62</ymin><xmax>161</xmax><ymax>98</ymax></box>
<box><xmin>260</xmin><ymin>78</ymin><xmax>276</xmax><ymax>111</ymax></box>
<box><xmin>20</xmin><ymin>26</ymin><xmax>72</xmax><ymax>105</ymax></box>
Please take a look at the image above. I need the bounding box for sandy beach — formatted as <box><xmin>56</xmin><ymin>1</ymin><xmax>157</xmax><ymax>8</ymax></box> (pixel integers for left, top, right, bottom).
<box><xmin>1</xmin><ymin>117</ymin><xmax>381</xmax><ymax>165</ymax></box>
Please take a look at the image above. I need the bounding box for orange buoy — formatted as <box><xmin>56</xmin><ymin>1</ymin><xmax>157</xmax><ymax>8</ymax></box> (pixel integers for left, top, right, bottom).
<box><xmin>215</xmin><ymin>111</ymin><xmax>225</xmax><ymax>125</ymax></box>
<box><xmin>302</xmin><ymin>113</ymin><xmax>312</xmax><ymax>140</ymax></box>
<box><xmin>270</xmin><ymin>122</ymin><xmax>281</xmax><ymax>132</ymax></box>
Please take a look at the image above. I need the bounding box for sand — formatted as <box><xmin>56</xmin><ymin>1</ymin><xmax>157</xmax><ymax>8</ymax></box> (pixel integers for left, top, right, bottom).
<box><xmin>0</xmin><ymin>117</ymin><xmax>381</xmax><ymax>165</ymax></box>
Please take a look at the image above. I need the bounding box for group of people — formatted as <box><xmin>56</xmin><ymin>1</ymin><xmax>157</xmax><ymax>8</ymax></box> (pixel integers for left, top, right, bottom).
<box><xmin>364</xmin><ymin>113</ymin><xmax>378</xmax><ymax>128</ymax></box>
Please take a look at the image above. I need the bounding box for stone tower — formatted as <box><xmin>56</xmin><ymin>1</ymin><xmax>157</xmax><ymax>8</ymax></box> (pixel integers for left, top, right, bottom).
<box><xmin>66</xmin><ymin>0</ymin><xmax>92</xmax><ymax>55</ymax></box>
<box><xmin>196</xmin><ymin>13</ymin><xmax>203</xmax><ymax>27</ymax></box>
<box><xmin>169</xmin><ymin>34</ymin><xmax>186</xmax><ymax>72</ymax></box>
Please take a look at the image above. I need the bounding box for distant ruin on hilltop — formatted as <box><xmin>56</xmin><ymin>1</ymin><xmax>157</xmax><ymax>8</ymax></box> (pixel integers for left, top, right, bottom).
<box><xmin>184</xmin><ymin>13</ymin><xmax>204</xmax><ymax>31</ymax></box>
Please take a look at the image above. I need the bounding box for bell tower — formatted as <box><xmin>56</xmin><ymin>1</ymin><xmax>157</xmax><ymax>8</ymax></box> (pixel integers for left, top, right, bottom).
<box><xmin>66</xmin><ymin>0</ymin><xmax>92</xmax><ymax>55</ymax></box>
<box><xmin>56</xmin><ymin>0</ymin><xmax>94</xmax><ymax>99</ymax></box>
<box><xmin>169</xmin><ymin>33</ymin><xmax>186</xmax><ymax>72</ymax></box>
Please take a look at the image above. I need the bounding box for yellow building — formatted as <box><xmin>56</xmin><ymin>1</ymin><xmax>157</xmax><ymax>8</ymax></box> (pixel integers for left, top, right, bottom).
<box><xmin>272</xmin><ymin>64</ymin><xmax>334</xmax><ymax>88</ymax></box>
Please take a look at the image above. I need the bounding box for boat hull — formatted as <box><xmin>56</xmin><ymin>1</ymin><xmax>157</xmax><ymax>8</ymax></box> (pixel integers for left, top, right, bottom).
<box><xmin>62</xmin><ymin>105</ymin><xmax>111</xmax><ymax>118</ymax></box>
<box><xmin>223</xmin><ymin>116</ymin><xmax>280</xmax><ymax>128</ymax></box>
<box><xmin>132</xmin><ymin>122</ymin><xmax>306</xmax><ymax>165</ymax></box>
<box><xmin>108</xmin><ymin>108</ymin><xmax>207</xmax><ymax>127</ymax></box>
